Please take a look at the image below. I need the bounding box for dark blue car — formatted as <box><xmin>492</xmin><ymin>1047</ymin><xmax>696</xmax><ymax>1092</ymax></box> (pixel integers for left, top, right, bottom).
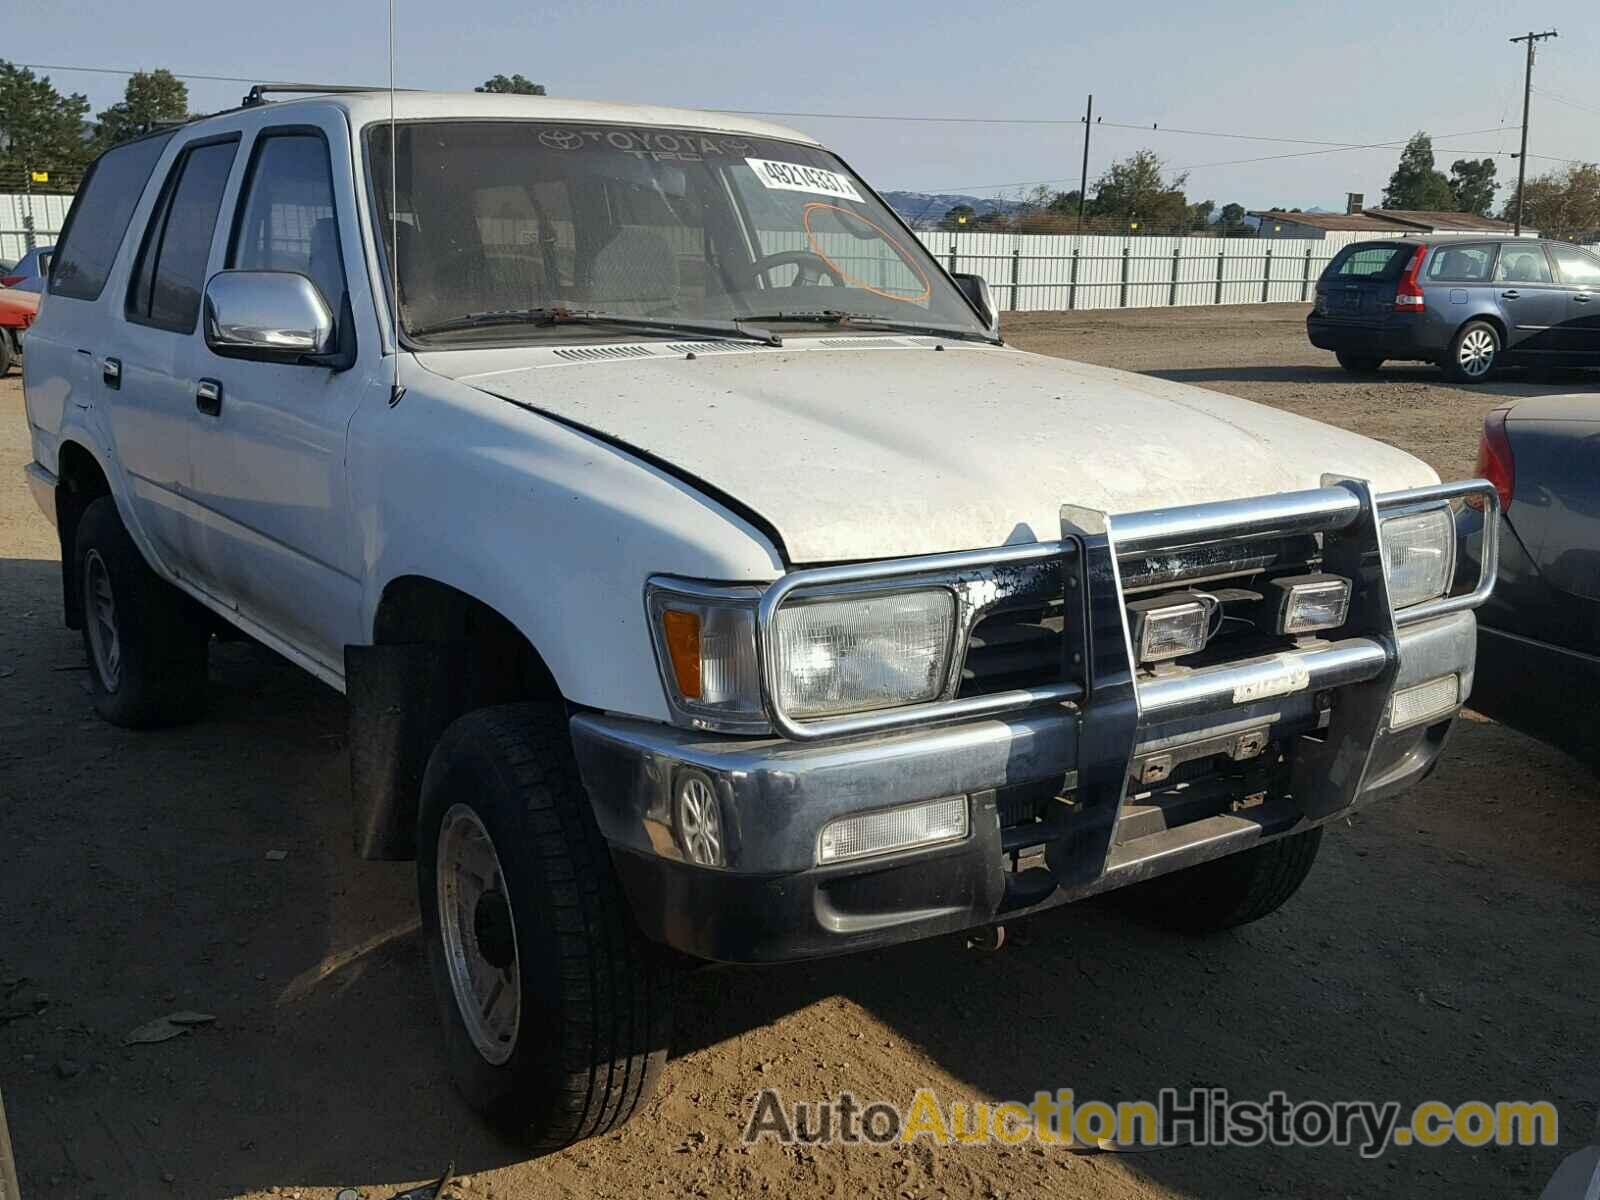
<box><xmin>1307</xmin><ymin>237</ymin><xmax>1600</xmax><ymax>383</ymax></box>
<box><xmin>1456</xmin><ymin>395</ymin><xmax>1600</xmax><ymax>768</ymax></box>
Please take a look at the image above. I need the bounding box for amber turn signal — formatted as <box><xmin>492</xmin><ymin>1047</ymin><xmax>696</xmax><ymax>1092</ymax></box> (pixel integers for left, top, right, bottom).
<box><xmin>661</xmin><ymin>609</ymin><xmax>702</xmax><ymax>700</ymax></box>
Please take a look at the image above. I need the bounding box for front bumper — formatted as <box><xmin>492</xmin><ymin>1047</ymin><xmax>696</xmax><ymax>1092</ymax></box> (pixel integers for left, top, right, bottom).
<box><xmin>574</xmin><ymin>608</ymin><xmax>1477</xmax><ymax>962</ymax></box>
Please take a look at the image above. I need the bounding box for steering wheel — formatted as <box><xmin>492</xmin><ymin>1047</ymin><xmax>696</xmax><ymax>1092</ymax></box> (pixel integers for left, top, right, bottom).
<box><xmin>747</xmin><ymin>249</ymin><xmax>846</xmax><ymax>289</ymax></box>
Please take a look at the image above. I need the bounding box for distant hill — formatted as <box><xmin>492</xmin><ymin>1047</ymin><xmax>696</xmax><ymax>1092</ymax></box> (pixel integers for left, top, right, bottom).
<box><xmin>879</xmin><ymin>191</ymin><xmax>1028</xmax><ymax>226</ymax></box>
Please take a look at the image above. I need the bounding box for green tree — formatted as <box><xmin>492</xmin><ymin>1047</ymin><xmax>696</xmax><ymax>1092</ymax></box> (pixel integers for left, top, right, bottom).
<box><xmin>1186</xmin><ymin>198</ymin><xmax>1215</xmax><ymax>230</ymax></box>
<box><xmin>1382</xmin><ymin>132</ymin><xmax>1454</xmax><ymax>211</ymax></box>
<box><xmin>1504</xmin><ymin>163</ymin><xmax>1600</xmax><ymax>241</ymax></box>
<box><xmin>476</xmin><ymin>73</ymin><xmax>546</xmax><ymax>95</ymax></box>
<box><xmin>94</xmin><ymin>69</ymin><xmax>189</xmax><ymax>150</ymax></box>
<box><xmin>1447</xmin><ymin>157</ymin><xmax>1498</xmax><ymax>216</ymax></box>
<box><xmin>0</xmin><ymin>61</ymin><xmax>92</xmax><ymax>181</ymax></box>
<box><xmin>1090</xmin><ymin>149</ymin><xmax>1189</xmax><ymax>230</ymax></box>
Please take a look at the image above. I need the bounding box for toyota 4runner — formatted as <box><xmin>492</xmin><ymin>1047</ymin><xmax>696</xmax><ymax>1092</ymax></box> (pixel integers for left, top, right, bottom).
<box><xmin>23</xmin><ymin>88</ymin><xmax>1497</xmax><ymax>1150</ymax></box>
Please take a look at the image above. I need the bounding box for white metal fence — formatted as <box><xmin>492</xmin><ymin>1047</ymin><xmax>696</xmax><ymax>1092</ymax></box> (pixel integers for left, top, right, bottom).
<box><xmin>913</xmin><ymin>229</ymin><xmax>1380</xmax><ymax>312</ymax></box>
<box><xmin>0</xmin><ymin>193</ymin><xmax>72</xmax><ymax>263</ymax></box>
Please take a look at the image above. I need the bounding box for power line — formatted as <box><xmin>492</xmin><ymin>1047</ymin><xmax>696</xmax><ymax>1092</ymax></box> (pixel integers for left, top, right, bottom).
<box><xmin>1176</xmin><ymin>126</ymin><xmax>1513</xmax><ymax>173</ymax></box>
<box><xmin>17</xmin><ymin>61</ymin><xmax>292</xmax><ymax>86</ymax></box>
<box><xmin>719</xmin><ymin>107</ymin><xmax>1421</xmax><ymax>148</ymax></box>
<box><xmin>1533</xmin><ymin>86</ymin><xmax>1600</xmax><ymax>118</ymax></box>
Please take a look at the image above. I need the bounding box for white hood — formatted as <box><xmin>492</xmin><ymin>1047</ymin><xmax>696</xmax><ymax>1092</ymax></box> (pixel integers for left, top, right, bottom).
<box><xmin>427</xmin><ymin>341</ymin><xmax>1437</xmax><ymax>564</ymax></box>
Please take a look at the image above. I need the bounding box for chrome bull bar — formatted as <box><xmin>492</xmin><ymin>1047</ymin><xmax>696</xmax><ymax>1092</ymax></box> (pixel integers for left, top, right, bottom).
<box><xmin>758</xmin><ymin>477</ymin><xmax>1499</xmax><ymax>742</ymax></box>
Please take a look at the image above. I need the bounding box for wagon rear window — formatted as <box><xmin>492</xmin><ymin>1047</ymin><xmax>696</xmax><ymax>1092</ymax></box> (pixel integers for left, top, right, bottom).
<box><xmin>1327</xmin><ymin>244</ymin><xmax>1410</xmax><ymax>280</ymax></box>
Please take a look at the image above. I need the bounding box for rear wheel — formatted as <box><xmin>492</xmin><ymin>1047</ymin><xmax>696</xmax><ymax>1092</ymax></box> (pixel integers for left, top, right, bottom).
<box><xmin>75</xmin><ymin>497</ymin><xmax>209</xmax><ymax>728</ymax></box>
<box><xmin>1442</xmin><ymin>320</ymin><xmax>1500</xmax><ymax>383</ymax></box>
<box><xmin>418</xmin><ymin>703</ymin><xmax>673</xmax><ymax>1152</ymax></box>
<box><xmin>1335</xmin><ymin>351</ymin><xmax>1384</xmax><ymax>373</ymax></box>
<box><xmin>1112</xmin><ymin>827</ymin><xmax>1323</xmax><ymax>934</ymax></box>
<box><xmin>0</xmin><ymin>331</ymin><xmax>14</xmax><ymax>377</ymax></box>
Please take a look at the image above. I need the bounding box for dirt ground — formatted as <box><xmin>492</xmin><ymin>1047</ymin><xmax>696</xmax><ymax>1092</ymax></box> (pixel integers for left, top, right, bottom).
<box><xmin>2</xmin><ymin>303</ymin><xmax>1597</xmax><ymax>1200</ymax></box>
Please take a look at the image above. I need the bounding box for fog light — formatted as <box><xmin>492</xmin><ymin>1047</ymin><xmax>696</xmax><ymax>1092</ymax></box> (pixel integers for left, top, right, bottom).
<box><xmin>817</xmin><ymin>796</ymin><xmax>968</xmax><ymax>865</ymax></box>
<box><xmin>1389</xmin><ymin>674</ymin><xmax>1460</xmax><ymax>731</ymax></box>
<box><xmin>1126</xmin><ymin>596</ymin><xmax>1211</xmax><ymax>664</ymax></box>
<box><xmin>674</xmin><ymin>770</ymin><xmax>725</xmax><ymax>866</ymax></box>
<box><xmin>1266</xmin><ymin>574</ymin><xmax>1351</xmax><ymax>636</ymax></box>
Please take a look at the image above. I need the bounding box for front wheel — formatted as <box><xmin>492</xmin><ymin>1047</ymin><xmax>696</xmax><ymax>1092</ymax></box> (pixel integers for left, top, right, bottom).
<box><xmin>0</xmin><ymin>331</ymin><xmax>14</xmax><ymax>377</ymax></box>
<box><xmin>417</xmin><ymin>703</ymin><xmax>673</xmax><ymax>1152</ymax></box>
<box><xmin>1442</xmin><ymin>320</ymin><xmax>1500</xmax><ymax>383</ymax></box>
<box><xmin>1111</xmin><ymin>827</ymin><xmax>1324</xmax><ymax>934</ymax></box>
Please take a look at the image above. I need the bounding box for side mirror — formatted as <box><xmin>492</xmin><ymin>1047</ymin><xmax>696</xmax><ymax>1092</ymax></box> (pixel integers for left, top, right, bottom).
<box><xmin>203</xmin><ymin>271</ymin><xmax>335</xmax><ymax>363</ymax></box>
<box><xmin>951</xmin><ymin>272</ymin><xmax>1000</xmax><ymax>338</ymax></box>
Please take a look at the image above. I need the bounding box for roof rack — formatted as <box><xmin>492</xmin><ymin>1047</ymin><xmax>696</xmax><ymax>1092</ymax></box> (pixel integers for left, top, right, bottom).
<box><xmin>241</xmin><ymin>83</ymin><xmax>418</xmax><ymax>108</ymax></box>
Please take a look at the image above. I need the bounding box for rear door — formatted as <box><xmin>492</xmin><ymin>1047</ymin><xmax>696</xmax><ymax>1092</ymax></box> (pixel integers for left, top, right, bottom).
<box><xmin>1492</xmin><ymin>242</ymin><xmax>1567</xmax><ymax>355</ymax></box>
<box><xmin>1545</xmin><ymin>242</ymin><xmax>1600</xmax><ymax>359</ymax></box>
<box><xmin>1315</xmin><ymin>242</ymin><xmax>1411</xmax><ymax>323</ymax></box>
<box><xmin>110</xmin><ymin>133</ymin><xmax>241</xmax><ymax>581</ymax></box>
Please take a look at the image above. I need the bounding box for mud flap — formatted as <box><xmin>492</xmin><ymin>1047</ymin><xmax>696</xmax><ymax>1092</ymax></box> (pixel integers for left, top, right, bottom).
<box><xmin>346</xmin><ymin>642</ymin><xmax>473</xmax><ymax>860</ymax></box>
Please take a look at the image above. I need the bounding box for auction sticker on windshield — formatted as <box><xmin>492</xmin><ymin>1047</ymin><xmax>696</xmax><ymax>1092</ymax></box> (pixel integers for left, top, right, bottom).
<box><xmin>746</xmin><ymin>158</ymin><xmax>864</xmax><ymax>202</ymax></box>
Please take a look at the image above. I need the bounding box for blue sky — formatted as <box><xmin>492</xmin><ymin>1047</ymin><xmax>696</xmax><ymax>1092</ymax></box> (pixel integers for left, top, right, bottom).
<box><xmin>9</xmin><ymin>0</ymin><xmax>1596</xmax><ymax>211</ymax></box>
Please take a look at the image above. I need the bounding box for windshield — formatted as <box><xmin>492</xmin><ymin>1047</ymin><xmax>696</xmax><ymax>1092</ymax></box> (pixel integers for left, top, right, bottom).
<box><xmin>365</xmin><ymin>121</ymin><xmax>987</xmax><ymax>343</ymax></box>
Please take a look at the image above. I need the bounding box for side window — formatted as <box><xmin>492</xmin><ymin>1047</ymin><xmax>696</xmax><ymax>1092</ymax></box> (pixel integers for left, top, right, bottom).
<box><xmin>1548</xmin><ymin>244</ymin><xmax>1600</xmax><ymax>286</ymax></box>
<box><xmin>50</xmin><ymin>131</ymin><xmax>175</xmax><ymax>302</ymax></box>
<box><xmin>1494</xmin><ymin>245</ymin><xmax>1554</xmax><ymax>285</ymax></box>
<box><xmin>228</xmin><ymin>133</ymin><xmax>347</xmax><ymax>312</ymax></box>
<box><xmin>127</xmin><ymin>138</ymin><xmax>239</xmax><ymax>332</ymax></box>
<box><xmin>1425</xmin><ymin>243</ymin><xmax>1495</xmax><ymax>282</ymax></box>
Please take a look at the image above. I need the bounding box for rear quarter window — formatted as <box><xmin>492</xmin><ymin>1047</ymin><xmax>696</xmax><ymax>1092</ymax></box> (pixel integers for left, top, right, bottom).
<box><xmin>1425</xmin><ymin>243</ymin><xmax>1496</xmax><ymax>282</ymax></box>
<box><xmin>50</xmin><ymin>132</ymin><xmax>176</xmax><ymax>302</ymax></box>
<box><xmin>1325</xmin><ymin>244</ymin><xmax>1410</xmax><ymax>281</ymax></box>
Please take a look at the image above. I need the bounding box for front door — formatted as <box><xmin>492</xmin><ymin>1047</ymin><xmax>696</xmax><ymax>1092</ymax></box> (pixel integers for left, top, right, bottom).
<box><xmin>186</xmin><ymin>120</ymin><xmax>372</xmax><ymax>674</ymax></box>
<box><xmin>1546</xmin><ymin>241</ymin><xmax>1600</xmax><ymax>360</ymax></box>
<box><xmin>1492</xmin><ymin>242</ymin><xmax>1568</xmax><ymax>356</ymax></box>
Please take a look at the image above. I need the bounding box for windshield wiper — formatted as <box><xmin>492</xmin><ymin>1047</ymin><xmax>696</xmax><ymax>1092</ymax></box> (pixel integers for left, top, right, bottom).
<box><xmin>409</xmin><ymin>306</ymin><xmax>783</xmax><ymax>347</ymax></box>
<box><xmin>742</xmin><ymin>310</ymin><xmax>999</xmax><ymax>344</ymax></box>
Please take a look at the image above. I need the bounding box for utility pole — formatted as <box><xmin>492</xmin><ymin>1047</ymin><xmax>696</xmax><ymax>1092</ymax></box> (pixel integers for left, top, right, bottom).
<box><xmin>1509</xmin><ymin>29</ymin><xmax>1558</xmax><ymax>236</ymax></box>
<box><xmin>1077</xmin><ymin>94</ymin><xmax>1093</xmax><ymax>235</ymax></box>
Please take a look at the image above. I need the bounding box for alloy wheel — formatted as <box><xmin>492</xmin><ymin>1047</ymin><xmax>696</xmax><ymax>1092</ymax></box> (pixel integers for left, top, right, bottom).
<box><xmin>1458</xmin><ymin>328</ymin><xmax>1497</xmax><ymax>377</ymax></box>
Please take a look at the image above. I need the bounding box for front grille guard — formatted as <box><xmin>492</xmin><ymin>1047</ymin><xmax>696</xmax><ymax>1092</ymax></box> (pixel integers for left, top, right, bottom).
<box><xmin>756</xmin><ymin>477</ymin><xmax>1499</xmax><ymax>743</ymax></box>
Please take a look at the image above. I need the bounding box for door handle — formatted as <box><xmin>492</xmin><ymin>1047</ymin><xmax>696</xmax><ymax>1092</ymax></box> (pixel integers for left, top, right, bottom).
<box><xmin>1499</xmin><ymin>290</ymin><xmax>1520</xmax><ymax>300</ymax></box>
<box><xmin>196</xmin><ymin>378</ymin><xmax>222</xmax><ymax>417</ymax></box>
<box><xmin>102</xmin><ymin>357</ymin><xmax>121</xmax><ymax>389</ymax></box>
<box><xmin>1575</xmin><ymin>293</ymin><xmax>1593</xmax><ymax>304</ymax></box>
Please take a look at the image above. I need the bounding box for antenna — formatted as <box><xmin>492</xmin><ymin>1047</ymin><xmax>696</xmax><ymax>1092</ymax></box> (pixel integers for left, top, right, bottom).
<box><xmin>387</xmin><ymin>0</ymin><xmax>405</xmax><ymax>406</ymax></box>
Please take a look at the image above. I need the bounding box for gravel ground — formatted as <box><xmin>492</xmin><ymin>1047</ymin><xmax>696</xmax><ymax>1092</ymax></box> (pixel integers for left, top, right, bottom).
<box><xmin>1</xmin><ymin>304</ymin><xmax>1597</xmax><ymax>1200</ymax></box>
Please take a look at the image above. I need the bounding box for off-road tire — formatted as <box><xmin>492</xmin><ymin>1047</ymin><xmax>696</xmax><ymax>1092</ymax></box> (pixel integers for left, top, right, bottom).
<box><xmin>74</xmin><ymin>496</ymin><xmax>209</xmax><ymax>728</ymax></box>
<box><xmin>1113</xmin><ymin>827</ymin><xmax>1324</xmax><ymax>934</ymax></box>
<box><xmin>1441</xmin><ymin>319</ymin><xmax>1501</xmax><ymax>383</ymax></box>
<box><xmin>417</xmin><ymin>702</ymin><xmax>673</xmax><ymax>1152</ymax></box>
<box><xmin>1335</xmin><ymin>351</ymin><xmax>1383</xmax><ymax>373</ymax></box>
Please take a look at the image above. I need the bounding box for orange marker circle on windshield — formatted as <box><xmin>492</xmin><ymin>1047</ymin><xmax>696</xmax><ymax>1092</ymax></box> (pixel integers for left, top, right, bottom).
<box><xmin>802</xmin><ymin>203</ymin><xmax>932</xmax><ymax>304</ymax></box>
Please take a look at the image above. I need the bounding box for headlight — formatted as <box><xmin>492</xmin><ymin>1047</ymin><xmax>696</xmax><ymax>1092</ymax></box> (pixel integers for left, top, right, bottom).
<box><xmin>772</xmin><ymin>589</ymin><xmax>956</xmax><ymax>719</ymax></box>
<box><xmin>1382</xmin><ymin>508</ymin><xmax>1455</xmax><ymax>609</ymax></box>
<box><xmin>646</xmin><ymin>584</ymin><xmax>766</xmax><ymax>731</ymax></box>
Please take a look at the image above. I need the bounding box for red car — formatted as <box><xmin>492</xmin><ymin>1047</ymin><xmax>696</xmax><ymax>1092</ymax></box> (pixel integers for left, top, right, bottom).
<box><xmin>0</xmin><ymin>286</ymin><xmax>39</xmax><ymax>376</ymax></box>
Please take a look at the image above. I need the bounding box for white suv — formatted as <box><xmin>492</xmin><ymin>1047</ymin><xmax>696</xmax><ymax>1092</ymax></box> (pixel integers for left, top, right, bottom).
<box><xmin>23</xmin><ymin>88</ymin><xmax>1498</xmax><ymax>1152</ymax></box>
